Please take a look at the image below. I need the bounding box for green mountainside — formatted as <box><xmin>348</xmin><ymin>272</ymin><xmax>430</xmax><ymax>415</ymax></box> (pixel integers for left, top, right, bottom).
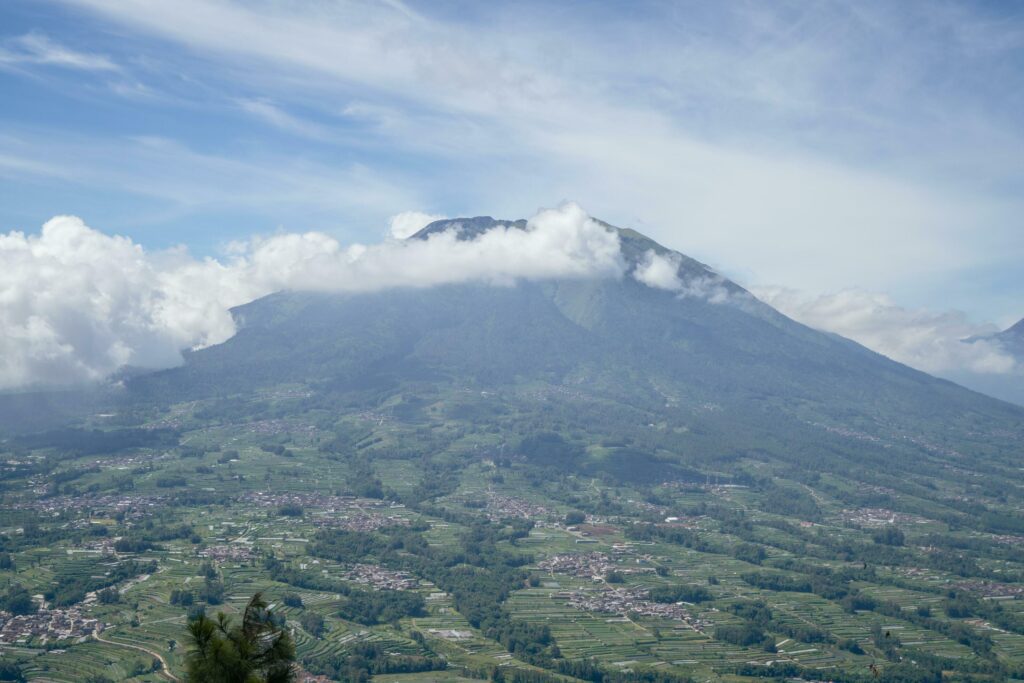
<box><xmin>130</xmin><ymin>217</ymin><xmax>1023</xmax><ymax>484</ymax></box>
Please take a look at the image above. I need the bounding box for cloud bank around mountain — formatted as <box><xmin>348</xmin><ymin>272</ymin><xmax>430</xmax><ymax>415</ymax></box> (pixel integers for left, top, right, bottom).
<box><xmin>4</xmin><ymin>203</ymin><xmax>1019</xmax><ymax>392</ymax></box>
<box><xmin>0</xmin><ymin>203</ymin><xmax>624</xmax><ymax>389</ymax></box>
<box><xmin>755</xmin><ymin>287</ymin><xmax>1019</xmax><ymax>376</ymax></box>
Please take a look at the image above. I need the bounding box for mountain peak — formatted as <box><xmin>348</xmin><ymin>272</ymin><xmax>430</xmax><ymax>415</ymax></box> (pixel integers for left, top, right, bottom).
<box><xmin>411</xmin><ymin>215</ymin><xmax>719</xmax><ymax>285</ymax></box>
<box><xmin>411</xmin><ymin>216</ymin><xmax>527</xmax><ymax>241</ymax></box>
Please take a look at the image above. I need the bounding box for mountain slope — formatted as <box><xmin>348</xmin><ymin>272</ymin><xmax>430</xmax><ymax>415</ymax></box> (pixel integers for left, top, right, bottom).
<box><xmin>952</xmin><ymin>318</ymin><xmax>1024</xmax><ymax>406</ymax></box>
<box><xmin>996</xmin><ymin>318</ymin><xmax>1024</xmax><ymax>356</ymax></box>
<box><xmin>127</xmin><ymin>217</ymin><xmax>1024</xmax><ymax>485</ymax></box>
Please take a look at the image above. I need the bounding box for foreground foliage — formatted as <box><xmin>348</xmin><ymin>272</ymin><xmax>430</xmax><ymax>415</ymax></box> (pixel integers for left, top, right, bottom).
<box><xmin>185</xmin><ymin>593</ymin><xmax>295</xmax><ymax>683</ymax></box>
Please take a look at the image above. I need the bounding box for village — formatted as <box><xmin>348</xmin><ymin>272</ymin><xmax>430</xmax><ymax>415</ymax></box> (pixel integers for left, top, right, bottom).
<box><xmin>839</xmin><ymin>507</ymin><xmax>931</xmax><ymax>528</ymax></box>
<box><xmin>538</xmin><ymin>552</ymin><xmax>621</xmax><ymax>580</ymax></box>
<box><xmin>483</xmin><ymin>493</ymin><xmax>553</xmax><ymax>521</ymax></box>
<box><xmin>0</xmin><ymin>606</ymin><xmax>100</xmax><ymax>645</ymax></box>
<box><xmin>197</xmin><ymin>544</ymin><xmax>258</xmax><ymax>563</ymax></box>
<box><xmin>20</xmin><ymin>492</ymin><xmax>169</xmax><ymax>520</ymax></box>
<box><xmin>339</xmin><ymin>563</ymin><xmax>419</xmax><ymax>591</ymax></box>
<box><xmin>560</xmin><ymin>587</ymin><xmax>709</xmax><ymax>631</ymax></box>
<box><xmin>537</xmin><ymin>546</ymin><xmax>657</xmax><ymax>579</ymax></box>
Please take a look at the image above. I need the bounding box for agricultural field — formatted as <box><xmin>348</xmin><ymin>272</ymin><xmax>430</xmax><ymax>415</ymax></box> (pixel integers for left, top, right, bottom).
<box><xmin>1</xmin><ymin>385</ymin><xmax>1023</xmax><ymax>683</ymax></box>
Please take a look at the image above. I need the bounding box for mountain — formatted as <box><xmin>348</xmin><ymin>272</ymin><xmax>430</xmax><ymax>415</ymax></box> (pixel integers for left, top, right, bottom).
<box><xmin>952</xmin><ymin>318</ymin><xmax>1024</xmax><ymax>406</ymax></box>
<box><xmin>995</xmin><ymin>318</ymin><xmax>1024</xmax><ymax>356</ymax></box>
<box><xmin>125</xmin><ymin>217</ymin><xmax>1024</xmax><ymax>486</ymax></box>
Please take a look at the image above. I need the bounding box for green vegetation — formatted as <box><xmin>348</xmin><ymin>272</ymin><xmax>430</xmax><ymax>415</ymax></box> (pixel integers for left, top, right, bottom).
<box><xmin>185</xmin><ymin>593</ymin><xmax>295</xmax><ymax>682</ymax></box>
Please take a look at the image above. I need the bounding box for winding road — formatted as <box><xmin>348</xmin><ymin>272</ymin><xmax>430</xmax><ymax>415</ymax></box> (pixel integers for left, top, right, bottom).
<box><xmin>92</xmin><ymin>625</ymin><xmax>180</xmax><ymax>682</ymax></box>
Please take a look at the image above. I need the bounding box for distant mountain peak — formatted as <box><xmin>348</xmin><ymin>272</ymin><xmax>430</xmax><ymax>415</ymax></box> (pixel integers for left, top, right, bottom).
<box><xmin>411</xmin><ymin>216</ymin><xmax>527</xmax><ymax>241</ymax></box>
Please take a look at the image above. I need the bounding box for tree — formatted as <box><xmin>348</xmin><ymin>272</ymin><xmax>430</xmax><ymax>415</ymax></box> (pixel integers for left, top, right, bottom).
<box><xmin>872</xmin><ymin>526</ymin><xmax>905</xmax><ymax>546</ymax></box>
<box><xmin>0</xmin><ymin>661</ymin><xmax>25</xmax><ymax>682</ymax></box>
<box><xmin>299</xmin><ymin>611</ymin><xmax>325</xmax><ymax>638</ymax></box>
<box><xmin>0</xmin><ymin>585</ymin><xmax>35</xmax><ymax>616</ymax></box>
<box><xmin>563</xmin><ymin>511</ymin><xmax>586</xmax><ymax>525</ymax></box>
<box><xmin>200</xmin><ymin>578</ymin><xmax>225</xmax><ymax>605</ymax></box>
<box><xmin>185</xmin><ymin>592</ymin><xmax>295</xmax><ymax>683</ymax></box>
<box><xmin>171</xmin><ymin>588</ymin><xmax>195</xmax><ymax>606</ymax></box>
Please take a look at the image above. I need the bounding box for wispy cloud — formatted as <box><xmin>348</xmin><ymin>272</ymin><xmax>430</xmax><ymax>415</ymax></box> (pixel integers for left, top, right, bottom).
<box><xmin>0</xmin><ymin>32</ymin><xmax>117</xmax><ymax>71</ymax></box>
<box><xmin>236</xmin><ymin>98</ymin><xmax>335</xmax><ymax>140</ymax></box>
<box><xmin>0</xmin><ymin>130</ymin><xmax>420</xmax><ymax>225</ymax></box>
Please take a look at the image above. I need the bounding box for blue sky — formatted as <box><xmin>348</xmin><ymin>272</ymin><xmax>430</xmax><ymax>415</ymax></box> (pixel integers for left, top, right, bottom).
<box><xmin>2</xmin><ymin>0</ymin><xmax>1024</xmax><ymax>388</ymax></box>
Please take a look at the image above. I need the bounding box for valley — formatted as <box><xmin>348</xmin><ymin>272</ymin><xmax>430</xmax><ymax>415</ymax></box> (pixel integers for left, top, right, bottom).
<box><xmin>1</xmin><ymin>377</ymin><xmax>1023</xmax><ymax>683</ymax></box>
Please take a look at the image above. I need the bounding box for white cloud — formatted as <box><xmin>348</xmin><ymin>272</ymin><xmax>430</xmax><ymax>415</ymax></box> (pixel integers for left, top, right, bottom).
<box><xmin>755</xmin><ymin>287</ymin><xmax>1019</xmax><ymax>376</ymax></box>
<box><xmin>632</xmin><ymin>249</ymin><xmax>732</xmax><ymax>304</ymax></box>
<box><xmin>632</xmin><ymin>250</ymin><xmax>682</xmax><ymax>291</ymax></box>
<box><xmin>0</xmin><ymin>216</ymin><xmax>239</xmax><ymax>388</ymax></box>
<box><xmin>241</xmin><ymin>202</ymin><xmax>622</xmax><ymax>291</ymax></box>
<box><xmin>387</xmin><ymin>211</ymin><xmax>445</xmax><ymax>239</ymax></box>
<box><xmin>0</xmin><ymin>33</ymin><xmax>118</xmax><ymax>71</ymax></box>
<box><xmin>0</xmin><ymin>203</ymin><xmax>621</xmax><ymax>389</ymax></box>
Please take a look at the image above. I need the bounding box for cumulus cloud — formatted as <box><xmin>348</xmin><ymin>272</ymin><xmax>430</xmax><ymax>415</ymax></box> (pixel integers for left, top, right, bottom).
<box><xmin>632</xmin><ymin>250</ymin><xmax>682</xmax><ymax>291</ymax></box>
<box><xmin>0</xmin><ymin>216</ymin><xmax>267</xmax><ymax>389</ymax></box>
<box><xmin>244</xmin><ymin>202</ymin><xmax>623</xmax><ymax>291</ymax></box>
<box><xmin>755</xmin><ymin>287</ymin><xmax>1019</xmax><ymax>376</ymax></box>
<box><xmin>632</xmin><ymin>250</ymin><xmax>733</xmax><ymax>304</ymax></box>
<box><xmin>0</xmin><ymin>203</ymin><xmax>622</xmax><ymax>389</ymax></box>
<box><xmin>387</xmin><ymin>211</ymin><xmax>446</xmax><ymax>239</ymax></box>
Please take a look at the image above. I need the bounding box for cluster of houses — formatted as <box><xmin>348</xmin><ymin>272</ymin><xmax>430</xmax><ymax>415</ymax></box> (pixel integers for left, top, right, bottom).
<box><xmin>484</xmin><ymin>493</ymin><xmax>552</xmax><ymax>521</ymax></box>
<box><xmin>242</xmin><ymin>491</ymin><xmax>398</xmax><ymax>513</ymax></box>
<box><xmin>538</xmin><ymin>552</ymin><xmax>619</xmax><ymax>580</ymax></box>
<box><xmin>312</xmin><ymin>512</ymin><xmax>411</xmax><ymax>532</ymax></box>
<box><xmin>244</xmin><ymin>491</ymin><xmax>412</xmax><ymax>531</ymax></box>
<box><xmin>243</xmin><ymin>418</ymin><xmax>318</xmax><ymax>438</ymax></box>
<box><xmin>809</xmin><ymin>420</ymin><xmax>888</xmax><ymax>446</ymax></box>
<box><xmin>0</xmin><ymin>607</ymin><xmax>100</xmax><ymax>645</ymax></box>
<box><xmin>340</xmin><ymin>563</ymin><xmax>419</xmax><ymax>591</ymax></box>
<box><xmin>839</xmin><ymin>507</ymin><xmax>929</xmax><ymax>527</ymax></box>
<box><xmin>197</xmin><ymin>544</ymin><xmax>257</xmax><ymax>563</ymax></box>
<box><xmin>953</xmin><ymin>580</ymin><xmax>1024</xmax><ymax>599</ymax></box>
<box><xmin>560</xmin><ymin>587</ymin><xmax>707</xmax><ymax>629</ymax></box>
<box><xmin>991</xmin><ymin>534</ymin><xmax>1024</xmax><ymax>546</ymax></box>
<box><xmin>538</xmin><ymin>547</ymin><xmax>656</xmax><ymax>579</ymax></box>
<box><xmin>21</xmin><ymin>493</ymin><xmax>167</xmax><ymax>520</ymax></box>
